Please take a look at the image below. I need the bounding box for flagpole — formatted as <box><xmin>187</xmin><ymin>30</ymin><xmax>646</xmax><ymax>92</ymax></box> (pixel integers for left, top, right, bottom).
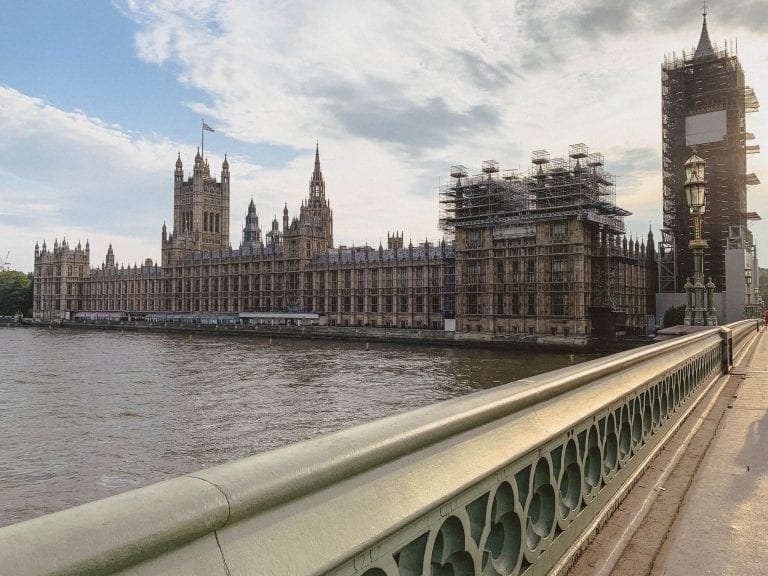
<box><xmin>201</xmin><ymin>118</ymin><xmax>205</xmax><ymax>161</ymax></box>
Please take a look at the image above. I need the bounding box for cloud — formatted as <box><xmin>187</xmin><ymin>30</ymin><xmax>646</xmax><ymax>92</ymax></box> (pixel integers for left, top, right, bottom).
<box><xmin>5</xmin><ymin>1</ymin><xmax>768</xmax><ymax>271</ymax></box>
<box><xmin>716</xmin><ymin>2</ymin><xmax>768</xmax><ymax>32</ymax></box>
<box><xmin>113</xmin><ymin>0</ymin><xmax>542</xmax><ymax>247</ymax></box>
<box><xmin>121</xmin><ymin>1</ymin><xmax>525</xmax><ymax>146</ymax></box>
<box><xmin>0</xmin><ymin>84</ymin><xmax>445</xmax><ymax>273</ymax></box>
<box><xmin>608</xmin><ymin>147</ymin><xmax>660</xmax><ymax>185</ymax></box>
<box><xmin>0</xmin><ymin>87</ymin><xmax>207</xmax><ymax>271</ymax></box>
<box><xmin>316</xmin><ymin>84</ymin><xmax>500</xmax><ymax>150</ymax></box>
<box><xmin>0</xmin><ymin>86</ymin><xmax>174</xmax><ymax>228</ymax></box>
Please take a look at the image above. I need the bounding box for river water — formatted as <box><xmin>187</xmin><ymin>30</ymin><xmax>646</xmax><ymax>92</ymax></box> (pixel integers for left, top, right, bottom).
<box><xmin>0</xmin><ymin>327</ymin><xmax>596</xmax><ymax>527</ymax></box>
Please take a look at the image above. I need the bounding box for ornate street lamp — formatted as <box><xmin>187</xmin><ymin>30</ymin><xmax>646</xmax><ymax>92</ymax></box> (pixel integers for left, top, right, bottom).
<box><xmin>745</xmin><ymin>267</ymin><xmax>753</xmax><ymax>318</ymax></box>
<box><xmin>683</xmin><ymin>148</ymin><xmax>717</xmax><ymax>326</ymax></box>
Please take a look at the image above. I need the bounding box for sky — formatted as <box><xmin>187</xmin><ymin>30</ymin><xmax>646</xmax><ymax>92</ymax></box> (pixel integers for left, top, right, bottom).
<box><xmin>1</xmin><ymin>1</ymin><xmax>767</xmax><ymax>274</ymax></box>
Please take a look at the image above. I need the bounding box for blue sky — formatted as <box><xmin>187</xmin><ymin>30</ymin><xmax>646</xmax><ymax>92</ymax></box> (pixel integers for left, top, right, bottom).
<box><xmin>1</xmin><ymin>1</ymin><xmax>767</xmax><ymax>274</ymax></box>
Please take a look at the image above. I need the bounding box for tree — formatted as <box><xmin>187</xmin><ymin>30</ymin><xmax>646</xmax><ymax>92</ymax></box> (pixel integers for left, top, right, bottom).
<box><xmin>0</xmin><ymin>270</ymin><xmax>33</xmax><ymax>316</ymax></box>
<box><xmin>662</xmin><ymin>304</ymin><xmax>686</xmax><ymax>328</ymax></box>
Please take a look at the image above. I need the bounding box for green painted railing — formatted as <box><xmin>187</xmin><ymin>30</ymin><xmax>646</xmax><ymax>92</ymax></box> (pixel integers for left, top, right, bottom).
<box><xmin>0</xmin><ymin>321</ymin><xmax>759</xmax><ymax>575</ymax></box>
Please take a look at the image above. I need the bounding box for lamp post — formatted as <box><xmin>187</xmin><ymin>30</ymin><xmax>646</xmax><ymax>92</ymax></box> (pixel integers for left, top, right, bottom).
<box><xmin>683</xmin><ymin>148</ymin><xmax>717</xmax><ymax>326</ymax></box>
<box><xmin>745</xmin><ymin>267</ymin><xmax>753</xmax><ymax>318</ymax></box>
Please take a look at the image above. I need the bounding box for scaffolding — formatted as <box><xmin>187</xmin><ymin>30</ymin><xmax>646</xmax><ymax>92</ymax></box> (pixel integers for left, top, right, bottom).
<box><xmin>441</xmin><ymin>144</ymin><xmax>635</xmax><ymax>333</ymax></box>
<box><xmin>658</xmin><ymin>228</ymin><xmax>677</xmax><ymax>293</ymax></box>
<box><xmin>661</xmin><ymin>38</ymin><xmax>758</xmax><ymax>291</ymax></box>
<box><xmin>439</xmin><ymin>162</ymin><xmax>529</xmax><ymax>240</ymax></box>
<box><xmin>745</xmin><ymin>86</ymin><xmax>760</xmax><ymax>113</ymax></box>
<box><xmin>440</xmin><ymin>143</ymin><xmax>628</xmax><ymax>237</ymax></box>
<box><xmin>441</xmin><ymin>244</ymin><xmax>456</xmax><ymax>320</ymax></box>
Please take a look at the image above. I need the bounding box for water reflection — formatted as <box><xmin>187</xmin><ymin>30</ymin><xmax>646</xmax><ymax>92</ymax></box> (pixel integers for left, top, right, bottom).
<box><xmin>0</xmin><ymin>327</ymin><xmax>596</xmax><ymax>527</ymax></box>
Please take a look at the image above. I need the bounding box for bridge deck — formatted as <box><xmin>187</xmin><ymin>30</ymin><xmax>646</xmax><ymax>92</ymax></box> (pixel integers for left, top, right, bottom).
<box><xmin>654</xmin><ymin>329</ymin><xmax>768</xmax><ymax>574</ymax></box>
<box><xmin>569</xmin><ymin>329</ymin><xmax>768</xmax><ymax>576</ymax></box>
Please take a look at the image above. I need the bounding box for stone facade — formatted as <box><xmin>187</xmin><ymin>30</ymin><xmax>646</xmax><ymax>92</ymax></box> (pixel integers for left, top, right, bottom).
<box><xmin>452</xmin><ymin>220</ymin><xmax>654</xmax><ymax>343</ymax></box>
<box><xmin>33</xmin><ymin>143</ymin><xmax>654</xmax><ymax>342</ymax></box>
<box><xmin>34</xmin><ymin>145</ymin><xmax>452</xmax><ymax>331</ymax></box>
<box><xmin>441</xmin><ymin>145</ymin><xmax>655</xmax><ymax>343</ymax></box>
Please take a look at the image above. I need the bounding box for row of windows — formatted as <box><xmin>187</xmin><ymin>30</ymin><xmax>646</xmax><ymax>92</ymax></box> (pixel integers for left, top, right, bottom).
<box><xmin>178</xmin><ymin>211</ymin><xmax>223</xmax><ymax>233</ymax></box>
<box><xmin>79</xmin><ymin>268</ymin><xmax>446</xmax><ymax>295</ymax></box>
<box><xmin>84</xmin><ymin>285</ymin><xmax>443</xmax><ymax>302</ymax></box>
<box><xmin>466</xmin><ymin>293</ymin><xmax>572</xmax><ymax>317</ymax></box>
<box><xmin>466</xmin><ymin>293</ymin><xmax>539</xmax><ymax>316</ymax></box>
<box><xmin>202</xmin><ymin>211</ymin><xmax>221</xmax><ymax>233</ymax></box>
<box><xmin>171</xmin><ymin>265</ymin><xmax>443</xmax><ymax>281</ymax></box>
<box><xmin>75</xmin><ymin>294</ymin><xmax>444</xmax><ymax>315</ymax></box>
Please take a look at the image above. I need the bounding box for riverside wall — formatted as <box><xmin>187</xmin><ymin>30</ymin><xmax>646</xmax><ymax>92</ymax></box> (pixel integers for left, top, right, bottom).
<box><xmin>21</xmin><ymin>318</ymin><xmax>652</xmax><ymax>353</ymax></box>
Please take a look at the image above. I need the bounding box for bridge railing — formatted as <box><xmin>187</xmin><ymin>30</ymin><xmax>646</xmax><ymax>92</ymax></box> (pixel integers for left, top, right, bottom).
<box><xmin>0</xmin><ymin>321</ymin><xmax>759</xmax><ymax>576</ymax></box>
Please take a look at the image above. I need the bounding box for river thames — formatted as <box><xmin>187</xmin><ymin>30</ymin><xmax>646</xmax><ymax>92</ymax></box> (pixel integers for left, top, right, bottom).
<box><xmin>0</xmin><ymin>327</ymin><xmax>597</xmax><ymax>527</ymax></box>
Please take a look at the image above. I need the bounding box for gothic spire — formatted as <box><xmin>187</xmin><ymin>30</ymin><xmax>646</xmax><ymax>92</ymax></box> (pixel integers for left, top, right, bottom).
<box><xmin>309</xmin><ymin>141</ymin><xmax>325</xmax><ymax>199</ymax></box>
<box><xmin>314</xmin><ymin>141</ymin><xmax>321</xmax><ymax>174</ymax></box>
<box><xmin>694</xmin><ymin>5</ymin><xmax>714</xmax><ymax>60</ymax></box>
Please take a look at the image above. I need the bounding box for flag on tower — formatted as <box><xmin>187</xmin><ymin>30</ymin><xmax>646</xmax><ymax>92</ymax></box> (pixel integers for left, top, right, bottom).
<box><xmin>202</xmin><ymin>122</ymin><xmax>215</xmax><ymax>132</ymax></box>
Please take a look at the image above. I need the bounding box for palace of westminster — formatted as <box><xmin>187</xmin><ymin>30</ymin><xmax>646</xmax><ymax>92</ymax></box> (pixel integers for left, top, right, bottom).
<box><xmin>33</xmin><ymin>140</ymin><xmax>655</xmax><ymax>343</ymax></box>
<box><xmin>32</xmin><ymin>11</ymin><xmax>765</xmax><ymax>344</ymax></box>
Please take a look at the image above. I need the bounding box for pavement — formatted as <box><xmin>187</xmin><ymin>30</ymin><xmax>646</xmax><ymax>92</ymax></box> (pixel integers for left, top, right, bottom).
<box><xmin>652</xmin><ymin>330</ymin><xmax>768</xmax><ymax>575</ymax></box>
<box><xmin>568</xmin><ymin>329</ymin><xmax>768</xmax><ymax>576</ymax></box>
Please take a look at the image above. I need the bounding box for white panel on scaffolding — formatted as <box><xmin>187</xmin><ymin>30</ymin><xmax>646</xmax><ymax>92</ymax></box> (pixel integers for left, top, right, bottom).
<box><xmin>685</xmin><ymin>110</ymin><xmax>727</xmax><ymax>145</ymax></box>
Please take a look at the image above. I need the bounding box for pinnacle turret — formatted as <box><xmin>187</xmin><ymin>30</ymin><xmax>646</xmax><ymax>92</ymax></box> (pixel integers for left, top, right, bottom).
<box><xmin>241</xmin><ymin>197</ymin><xmax>262</xmax><ymax>249</ymax></box>
<box><xmin>309</xmin><ymin>142</ymin><xmax>325</xmax><ymax>199</ymax></box>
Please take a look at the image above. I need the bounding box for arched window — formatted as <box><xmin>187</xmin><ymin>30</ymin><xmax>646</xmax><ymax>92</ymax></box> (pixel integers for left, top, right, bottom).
<box><xmin>215</xmin><ymin>213</ymin><xmax>220</xmax><ymax>233</ymax></box>
<box><xmin>203</xmin><ymin>212</ymin><xmax>208</xmax><ymax>232</ymax></box>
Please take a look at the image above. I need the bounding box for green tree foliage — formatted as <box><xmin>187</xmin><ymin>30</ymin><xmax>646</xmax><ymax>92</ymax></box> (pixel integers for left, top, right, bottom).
<box><xmin>662</xmin><ymin>305</ymin><xmax>686</xmax><ymax>328</ymax></box>
<box><xmin>0</xmin><ymin>270</ymin><xmax>33</xmax><ymax>316</ymax></box>
<box><xmin>759</xmin><ymin>267</ymin><xmax>768</xmax><ymax>307</ymax></box>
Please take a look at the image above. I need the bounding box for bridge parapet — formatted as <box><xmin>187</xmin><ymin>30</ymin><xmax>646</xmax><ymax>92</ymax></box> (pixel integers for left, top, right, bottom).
<box><xmin>0</xmin><ymin>320</ymin><xmax>759</xmax><ymax>575</ymax></box>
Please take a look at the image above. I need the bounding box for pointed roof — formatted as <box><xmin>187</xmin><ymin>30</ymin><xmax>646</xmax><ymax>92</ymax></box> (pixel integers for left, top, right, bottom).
<box><xmin>694</xmin><ymin>9</ymin><xmax>714</xmax><ymax>59</ymax></box>
<box><xmin>311</xmin><ymin>142</ymin><xmax>323</xmax><ymax>184</ymax></box>
<box><xmin>308</xmin><ymin>141</ymin><xmax>326</xmax><ymax>200</ymax></box>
